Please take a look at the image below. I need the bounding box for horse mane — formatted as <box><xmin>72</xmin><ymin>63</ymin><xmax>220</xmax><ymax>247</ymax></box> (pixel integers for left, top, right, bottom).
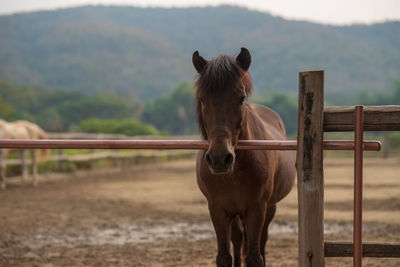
<box><xmin>194</xmin><ymin>54</ymin><xmax>253</xmax><ymax>139</ymax></box>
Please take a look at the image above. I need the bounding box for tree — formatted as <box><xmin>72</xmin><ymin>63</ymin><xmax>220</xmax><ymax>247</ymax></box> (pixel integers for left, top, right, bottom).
<box><xmin>256</xmin><ymin>89</ymin><xmax>298</xmax><ymax>135</ymax></box>
<box><xmin>0</xmin><ymin>79</ymin><xmax>144</xmax><ymax>131</ymax></box>
<box><xmin>0</xmin><ymin>96</ymin><xmax>14</xmax><ymax>119</ymax></box>
<box><xmin>142</xmin><ymin>83</ymin><xmax>197</xmax><ymax>135</ymax></box>
<box><xmin>79</xmin><ymin>118</ymin><xmax>160</xmax><ymax>136</ymax></box>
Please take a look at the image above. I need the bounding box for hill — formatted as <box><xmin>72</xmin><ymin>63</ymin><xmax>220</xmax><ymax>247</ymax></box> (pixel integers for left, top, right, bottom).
<box><xmin>0</xmin><ymin>5</ymin><xmax>399</xmax><ymax>100</ymax></box>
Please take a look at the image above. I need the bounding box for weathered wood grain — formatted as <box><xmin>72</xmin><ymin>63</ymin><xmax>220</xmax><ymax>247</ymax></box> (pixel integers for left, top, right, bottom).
<box><xmin>325</xmin><ymin>242</ymin><xmax>400</xmax><ymax>258</ymax></box>
<box><xmin>324</xmin><ymin>105</ymin><xmax>400</xmax><ymax>131</ymax></box>
<box><xmin>297</xmin><ymin>70</ymin><xmax>325</xmax><ymax>267</ymax></box>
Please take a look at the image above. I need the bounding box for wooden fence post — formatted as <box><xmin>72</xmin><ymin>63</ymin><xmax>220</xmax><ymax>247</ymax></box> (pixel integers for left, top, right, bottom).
<box><xmin>297</xmin><ymin>70</ymin><xmax>325</xmax><ymax>267</ymax></box>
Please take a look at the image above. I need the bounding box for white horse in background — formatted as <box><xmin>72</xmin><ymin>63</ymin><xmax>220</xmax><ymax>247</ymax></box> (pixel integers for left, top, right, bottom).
<box><xmin>0</xmin><ymin>119</ymin><xmax>49</xmax><ymax>189</ymax></box>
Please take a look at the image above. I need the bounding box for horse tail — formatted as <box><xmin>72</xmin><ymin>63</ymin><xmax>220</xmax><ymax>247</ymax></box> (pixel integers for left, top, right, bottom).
<box><xmin>35</xmin><ymin>127</ymin><xmax>50</xmax><ymax>163</ymax></box>
<box><xmin>13</xmin><ymin>121</ymin><xmax>50</xmax><ymax>163</ymax></box>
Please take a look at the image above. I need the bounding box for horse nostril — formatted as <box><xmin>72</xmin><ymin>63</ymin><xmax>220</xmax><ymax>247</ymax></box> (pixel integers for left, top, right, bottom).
<box><xmin>205</xmin><ymin>153</ymin><xmax>213</xmax><ymax>166</ymax></box>
<box><xmin>224</xmin><ymin>153</ymin><xmax>234</xmax><ymax>166</ymax></box>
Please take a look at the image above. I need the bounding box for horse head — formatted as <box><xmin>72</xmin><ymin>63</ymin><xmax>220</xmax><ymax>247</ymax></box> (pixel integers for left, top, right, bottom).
<box><xmin>193</xmin><ymin>47</ymin><xmax>253</xmax><ymax>174</ymax></box>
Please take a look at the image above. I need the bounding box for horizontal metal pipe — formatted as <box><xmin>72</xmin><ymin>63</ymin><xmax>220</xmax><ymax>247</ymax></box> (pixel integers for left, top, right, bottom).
<box><xmin>0</xmin><ymin>139</ymin><xmax>381</xmax><ymax>151</ymax></box>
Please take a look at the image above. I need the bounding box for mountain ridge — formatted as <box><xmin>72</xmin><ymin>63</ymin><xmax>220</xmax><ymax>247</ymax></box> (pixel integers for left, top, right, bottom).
<box><xmin>0</xmin><ymin>5</ymin><xmax>399</xmax><ymax>99</ymax></box>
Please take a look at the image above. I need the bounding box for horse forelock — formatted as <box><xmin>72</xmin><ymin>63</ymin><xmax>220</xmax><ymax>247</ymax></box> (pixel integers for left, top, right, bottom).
<box><xmin>194</xmin><ymin>55</ymin><xmax>253</xmax><ymax>139</ymax></box>
<box><xmin>195</xmin><ymin>55</ymin><xmax>252</xmax><ymax>96</ymax></box>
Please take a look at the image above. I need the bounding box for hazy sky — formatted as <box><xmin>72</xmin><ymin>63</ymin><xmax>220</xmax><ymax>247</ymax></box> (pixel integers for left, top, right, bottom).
<box><xmin>1</xmin><ymin>0</ymin><xmax>399</xmax><ymax>25</ymax></box>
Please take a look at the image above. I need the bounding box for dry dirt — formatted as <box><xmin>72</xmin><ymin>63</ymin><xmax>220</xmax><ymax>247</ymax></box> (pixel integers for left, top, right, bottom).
<box><xmin>0</xmin><ymin>156</ymin><xmax>399</xmax><ymax>266</ymax></box>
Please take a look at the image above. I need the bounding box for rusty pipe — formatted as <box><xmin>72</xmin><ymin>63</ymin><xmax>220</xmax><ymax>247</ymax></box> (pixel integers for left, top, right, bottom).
<box><xmin>353</xmin><ymin>106</ymin><xmax>364</xmax><ymax>267</ymax></box>
<box><xmin>0</xmin><ymin>139</ymin><xmax>381</xmax><ymax>151</ymax></box>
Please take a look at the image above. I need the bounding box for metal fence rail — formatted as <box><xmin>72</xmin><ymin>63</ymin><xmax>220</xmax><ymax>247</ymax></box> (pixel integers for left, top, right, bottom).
<box><xmin>0</xmin><ymin>139</ymin><xmax>381</xmax><ymax>151</ymax></box>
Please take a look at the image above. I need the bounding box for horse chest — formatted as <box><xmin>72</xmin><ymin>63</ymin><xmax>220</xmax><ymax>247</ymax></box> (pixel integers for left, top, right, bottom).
<box><xmin>198</xmin><ymin>162</ymin><xmax>273</xmax><ymax>211</ymax></box>
<box><xmin>196</xmin><ymin>149</ymin><xmax>277</xmax><ymax>214</ymax></box>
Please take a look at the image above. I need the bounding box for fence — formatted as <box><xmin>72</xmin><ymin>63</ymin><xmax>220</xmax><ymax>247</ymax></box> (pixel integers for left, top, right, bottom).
<box><xmin>4</xmin><ymin>149</ymin><xmax>195</xmax><ymax>170</ymax></box>
<box><xmin>3</xmin><ymin>133</ymin><xmax>200</xmax><ymax>174</ymax></box>
<box><xmin>297</xmin><ymin>71</ymin><xmax>400</xmax><ymax>267</ymax></box>
<box><xmin>1</xmin><ymin>70</ymin><xmax>399</xmax><ymax>266</ymax></box>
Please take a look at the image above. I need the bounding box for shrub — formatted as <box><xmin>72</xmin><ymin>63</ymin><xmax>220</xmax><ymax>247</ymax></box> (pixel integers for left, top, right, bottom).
<box><xmin>79</xmin><ymin>118</ymin><xmax>160</xmax><ymax>136</ymax></box>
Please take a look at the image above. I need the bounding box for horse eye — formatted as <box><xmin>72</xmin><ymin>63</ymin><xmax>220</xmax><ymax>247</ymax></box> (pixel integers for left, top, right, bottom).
<box><xmin>239</xmin><ymin>96</ymin><xmax>246</xmax><ymax>105</ymax></box>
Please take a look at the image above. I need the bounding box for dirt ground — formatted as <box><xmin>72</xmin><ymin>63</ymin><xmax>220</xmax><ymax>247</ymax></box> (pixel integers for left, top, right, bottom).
<box><xmin>0</xmin><ymin>156</ymin><xmax>399</xmax><ymax>266</ymax></box>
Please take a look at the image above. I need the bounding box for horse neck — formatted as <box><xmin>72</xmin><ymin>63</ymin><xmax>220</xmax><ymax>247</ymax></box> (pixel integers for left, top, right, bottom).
<box><xmin>239</xmin><ymin>105</ymin><xmax>255</xmax><ymax>141</ymax></box>
<box><xmin>239</xmin><ymin>105</ymin><xmax>273</xmax><ymax>141</ymax></box>
<box><xmin>235</xmin><ymin>106</ymin><xmax>263</xmax><ymax>162</ymax></box>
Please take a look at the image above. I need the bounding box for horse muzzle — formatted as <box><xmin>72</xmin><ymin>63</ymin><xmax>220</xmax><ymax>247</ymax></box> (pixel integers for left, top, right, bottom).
<box><xmin>205</xmin><ymin>149</ymin><xmax>235</xmax><ymax>175</ymax></box>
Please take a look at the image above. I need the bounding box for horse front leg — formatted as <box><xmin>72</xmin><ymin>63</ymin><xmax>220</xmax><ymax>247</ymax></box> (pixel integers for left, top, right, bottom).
<box><xmin>260</xmin><ymin>204</ymin><xmax>276</xmax><ymax>267</ymax></box>
<box><xmin>209</xmin><ymin>204</ymin><xmax>233</xmax><ymax>267</ymax></box>
<box><xmin>20</xmin><ymin>149</ymin><xmax>27</xmax><ymax>183</ymax></box>
<box><xmin>244</xmin><ymin>204</ymin><xmax>266</xmax><ymax>267</ymax></box>
<box><xmin>30</xmin><ymin>149</ymin><xmax>38</xmax><ymax>186</ymax></box>
<box><xmin>0</xmin><ymin>149</ymin><xmax>6</xmax><ymax>189</ymax></box>
<box><xmin>231</xmin><ymin>216</ymin><xmax>244</xmax><ymax>267</ymax></box>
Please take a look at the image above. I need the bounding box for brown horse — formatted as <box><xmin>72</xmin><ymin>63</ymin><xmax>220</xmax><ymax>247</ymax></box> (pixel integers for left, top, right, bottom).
<box><xmin>192</xmin><ymin>48</ymin><xmax>295</xmax><ymax>267</ymax></box>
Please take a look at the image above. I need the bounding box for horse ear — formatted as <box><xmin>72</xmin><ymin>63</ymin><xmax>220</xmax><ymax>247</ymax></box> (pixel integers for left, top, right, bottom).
<box><xmin>236</xmin><ymin>47</ymin><xmax>251</xmax><ymax>71</ymax></box>
<box><xmin>192</xmin><ymin>51</ymin><xmax>208</xmax><ymax>73</ymax></box>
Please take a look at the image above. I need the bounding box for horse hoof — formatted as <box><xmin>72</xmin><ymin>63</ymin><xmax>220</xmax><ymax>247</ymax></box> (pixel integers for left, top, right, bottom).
<box><xmin>245</xmin><ymin>255</ymin><xmax>263</xmax><ymax>267</ymax></box>
<box><xmin>216</xmin><ymin>254</ymin><xmax>232</xmax><ymax>267</ymax></box>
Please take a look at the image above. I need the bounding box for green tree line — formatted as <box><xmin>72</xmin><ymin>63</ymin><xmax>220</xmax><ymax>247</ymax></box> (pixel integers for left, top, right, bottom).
<box><xmin>0</xmin><ymin>79</ymin><xmax>147</xmax><ymax>134</ymax></box>
<box><xmin>1</xmin><ymin>79</ymin><xmax>399</xmax><ymax>138</ymax></box>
